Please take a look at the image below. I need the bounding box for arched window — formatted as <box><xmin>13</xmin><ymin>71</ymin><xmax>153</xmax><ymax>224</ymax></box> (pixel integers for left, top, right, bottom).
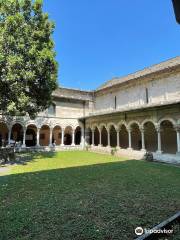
<box><xmin>48</xmin><ymin>103</ymin><xmax>56</xmax><ymax>116</ymax></box>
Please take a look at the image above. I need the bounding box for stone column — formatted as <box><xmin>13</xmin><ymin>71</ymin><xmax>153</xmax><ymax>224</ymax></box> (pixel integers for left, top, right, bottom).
<box><xmin>49</xmin><ymin>128</ymin><xmax>53</xmax><ymax>147</ymax></box>
<box><xmin>99</xmin><ymin>128</ymin><xmax>102</xmax><ymax>146</ymax></box>
<box><xmin>116</xmin><ymin>127</ymin><xmax>120</xmax><ymax>148</ymax></box>
<box><xmin>91</xmin><ymin>129</ymin><xmax>95</xmax><ymax>146</ymax></box>
<box><xmin>61</xmin><ymin>128</ymin><xmax>64</xmax><ymax>146</ymax></box>
<box><xmin>81</xmin><ymin>126</ymin><xmax>85</xmax><ymax>147</ymax></box>
<box><xmin>107</xmin><ymin>128</ymin><xmax>110</xmax><ymax>147</ymax></box>
<box><xmin>36</xmin><ymin>128</ymin><xmax>40</xmax><ymax>147</ymax></box>
<box><xmin>156</xmin><ymin>126</ymin><xmax>162</xmax><ymax>154</ymax></box>
<box><xmin>140</xmin><ymin>127</ymin><xmax>145</xmax><ymax>151</ymax></box>
<box><xmin>72</xmin><ymin>129</ymin><xmax>75</xmax><ymax>146</ymax></box>
<box><xmin>22</xmin><ymin>127</ymin><xmax>27</xmax><ymax>148</ymax></box>
<box><xmin>128</xmin><ymin>127</ymin><xmax>132</xmax><ymax>150</ymax></box>
<box><xmin>175</xmin><ymin>126</ymin><xmax>180</xmax><ymax>154</ymax></box>
<box><xmin>8</xmin><ymin>126</ymin><xmax>12</xmax><ymax>145</ymax></box>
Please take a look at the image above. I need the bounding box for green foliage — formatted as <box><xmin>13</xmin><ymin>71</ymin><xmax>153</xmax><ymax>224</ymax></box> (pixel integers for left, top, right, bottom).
<box><xmin>0</xmin><ymin>0</ymin><xmax>58</xmax><ymax>118</ymax></box>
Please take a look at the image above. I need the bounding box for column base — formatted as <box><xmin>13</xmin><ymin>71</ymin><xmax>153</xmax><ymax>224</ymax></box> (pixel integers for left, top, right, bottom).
<box><xmin>71</xmin><ymin>143</ymin><xmax>75</xmax><ymax>146</ymax></box>
<box><xmin>22</xmin><ymin>144</ymin><xmax>26</xmax><ymax>148</ymax></box>
<box><xmin>49</xmin><ymin>144</ymin><xmax>53</xmax><ymax>147</ymax></box>
<box><xmin>176</xmin><ymin>151</ymin><xmax>180</xmax><ymax>156</ymax></box>
<box><xmin>127</xmin><ymin>147</ymin><xmax>132</xmax><ymax>150</ymax></box>
<box><xmin>156</xmin><ymin>150</ymin><xmax>163</xmax><ymax>154</ymax></box>
<box><xmin>141</xmin><ymin>148</ymin><xmax>146</xmax><ymax>152</ymax></box>
<box><xmin>98</xmin><ymin>144</ymin><xmax>102</xmax><ymax>147</ymax></box>
<box><xmin>61</xmin><ymin>144</ymin><xmax>64</xmax><ymax>147</ymax></box>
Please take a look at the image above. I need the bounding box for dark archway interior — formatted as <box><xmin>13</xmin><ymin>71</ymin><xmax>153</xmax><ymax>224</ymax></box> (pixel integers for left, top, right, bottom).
<box><xmin>144</xmin><ymin>122</ymin><xmax>157</xmax><ymax>152</ymax></box>
<box><xmin>64</xmin><ymin>134</ymin><xmax>72</xmax><ymax>145</ymax></box>
<box><xmin>12</xmin><ymin>124</ymin><xmax>23</xmax><ymax>143</ymax></box>
<box><xmin>53</xmin><ymin>126</ymin><xmax>62</xmax><ymax>145</ymax></box>
<box><xmin>26</xmin><ymin>128</ymin><xmax>36</xmax><ymax>147</ymax></box>
<box><xmin>110</xmin><ymin>126</ymin><xmax>117</xmax><ymax>147</ymax></box>
<box><xmin>94</xmin><ymin>127</ymin><xmax>99</xmax><ymax>146</ymax></box>
<box><xmin>86</xmin><ymin>128</ymin><xmax>92</xmax><ymax>145</ymax></box>
<box><xmin>131</xmin><ymin>123</ymin><xmax>141</xmax><ymax>150</ymax></box>
<box><xmin>101</xmin><ymin>127</ymin><xmax>108</xmax><ymax>147</ymax></box>
<box><xmin>161</xmin><ymin>121</ymin><xmax>177</xmax><ymax>154</ymax></box>
<box><xmin>75</xmin><ymin>127</ymin><xmax>81</xmax><ymax>145</ymax></box>
<box><xmin>119</xmin><ymin>125</ymin><xmax>128</xmax><ymax>149</ymax></box>
<box><xmin>0</xmin><ymin>122</ymin><xmax>8</xmax><ymax>147</ymax></box>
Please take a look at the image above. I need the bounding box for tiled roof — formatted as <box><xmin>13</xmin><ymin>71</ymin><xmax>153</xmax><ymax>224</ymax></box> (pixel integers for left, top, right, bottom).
<box><xmin>97</xmin><ymin>56</ymin><xmax>180</xmax><ymax>91</ymax></box>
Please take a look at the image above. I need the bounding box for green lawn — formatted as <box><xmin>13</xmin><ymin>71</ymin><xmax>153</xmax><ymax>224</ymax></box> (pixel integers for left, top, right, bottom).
<box><xmin>0</xmin><ymin>151</ymin><xmax>180</xmax><ymax>240</ymax></box>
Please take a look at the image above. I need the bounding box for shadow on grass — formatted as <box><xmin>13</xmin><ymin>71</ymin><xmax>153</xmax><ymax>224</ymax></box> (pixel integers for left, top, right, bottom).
<box><xmin>0</xmin><ymin>151</ymin><xmax>57</xmax><ymax>166</ymax></box>
<box><xmin>0</xmin><ymin>159</ymin><xmax>180</xmax><ymax>240</ymax></box>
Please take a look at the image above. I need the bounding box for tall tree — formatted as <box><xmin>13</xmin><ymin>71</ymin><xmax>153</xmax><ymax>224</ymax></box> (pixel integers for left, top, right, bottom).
<box><xmin>0</xmin><ymin>0</ymin><xmax>58</xmax><ymax>118</ymax></box>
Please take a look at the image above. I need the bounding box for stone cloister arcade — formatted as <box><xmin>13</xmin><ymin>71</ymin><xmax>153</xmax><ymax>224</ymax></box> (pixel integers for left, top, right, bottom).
<box><xmin>0</xmin><ymin>120</ymin><xmax>83</xmax><ymax>148</ymax></box>
<box><xmin>86</xmin><ymin>118</ymin><xmax>180</xmax><ymax>155</ymax></box>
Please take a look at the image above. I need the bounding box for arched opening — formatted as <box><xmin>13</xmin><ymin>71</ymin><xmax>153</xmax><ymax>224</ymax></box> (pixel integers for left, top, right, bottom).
<box><xmin>94</xmin><ymin>127</ymin><xmax>99</xmax><ymax>146</ymax></box>
<box><xmin>39</xmin><ymin>125</ymin><xmax>50</xmax><ymax>146</ymax></box>
<box><xmin>64</xmin><ymin>126</ymin><xmax>72</xmax><ymax>145</ymax></box>
<box><xmin>109</xmin><ymin>125</ymin><xmax>117</xmax><ymax>147</ymax></box>
<box><xmin>101</xmin><ymin>126</ymin><xmax>108</xmax><ymax>147</ymax></box>
<box><xmin>86</xmin><ymin>128</ymin><xmax>92</xmax><ymax>145</ymax></box>
<box><xmin>26</xmin><ymin>125</ymin><xmax>37</xmax><ymax>147</ymax></box>
<box><xmin>144</xmin><ymin>122</ymin><xmax>157</xmax><ymax>152</ymax></box>
<box><xmin>53</xmin><ymin>126</ymin><xmax>62</xmax><ymax>146</ymax></box>
<box><xmin>75</xmin><ymin>126</ymin><xmax>82</xmax><ymax>145</ymax></box>
<box><xmin>0</xmin><ymin>122</ymin><xmax>8</xmax><ymax>147</ymax></box>
<box><xmin>119</xmin><ymin>124</ymin><xmax>128</xmax><ymax>149</ymax></box>
<box><xmin>161</xmin><ymin>120</ymin><xmax>177</xmax><ymax>154</ymax></box>
<box><xmin>11</xmin><ymin>123</ymin><xmax>23</xmax><ymax>144</ymax></box>
<box><xmin>131</xmin><ymin>123</ymin><xmax>141</xmax><ymax>150</ymax></box>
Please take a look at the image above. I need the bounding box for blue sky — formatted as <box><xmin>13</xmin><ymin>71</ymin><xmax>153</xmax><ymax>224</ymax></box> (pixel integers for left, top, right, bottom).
<box><xmin>43</xmin><ymin>0</ymin><xmax>180</xmax><ymax>90</ymax></box>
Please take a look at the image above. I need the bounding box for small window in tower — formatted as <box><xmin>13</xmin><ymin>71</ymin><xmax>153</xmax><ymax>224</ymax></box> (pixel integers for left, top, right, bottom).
<box><xmin>114</xmin><ymin>96</ymin><xmax>117</xmax><ymax>109</ymax></box>
<box><xmin>145</xmin><ymin>88</ymin><xmax>149</xmax><ymax>104</ymax></box>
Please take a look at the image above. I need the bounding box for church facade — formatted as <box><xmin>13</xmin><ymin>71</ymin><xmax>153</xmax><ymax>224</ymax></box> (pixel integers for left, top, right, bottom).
<box><xmin>1</xmin><ymin>56</ymin><xmax>180</xmax><ymax>161</ymax></box>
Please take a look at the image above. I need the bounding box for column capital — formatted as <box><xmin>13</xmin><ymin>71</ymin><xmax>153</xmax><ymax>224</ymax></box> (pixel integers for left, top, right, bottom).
<box><xmin>155</xmin><ymin>125</ymin><xmax>162</xmax><ymax>133</ymax></box>
<box><xmin>115</xmin><ymin>126</ymin><xmax>121</xmax><ymax>132</ymax></box>
<box><xmin>140</xmin><ymin>126</ymin><xmax>145</xmax><ymax>132</ymax></box>
<box><xmin>174</xmin><ymin>125</ymin><xmax>180</xmax><ymax>132</ymax></box>
<box><xmin>127</xmin><ymin>127</ymin><xmax>132</xmax><ymax>132</ymax></box>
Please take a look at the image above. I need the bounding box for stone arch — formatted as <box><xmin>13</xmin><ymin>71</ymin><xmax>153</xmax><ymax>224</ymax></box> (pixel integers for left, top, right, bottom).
<box><xmin>128</xmin><ymin>120</ymin><xmax>141</xmax><ymax>129</ymax></box>
<box><xmin>101</xmin><ymin>126</ymin><xmax>108</xmax><ymax>147</ymax></box>
<box><xmin>158</xmin><ymin>118</ymin><xmax>176</xmax><ymax>127</ymax></box>
<box><xmin>26</xmin><ymin>124</ymin><xmax>37</xmax><ymax>147</ymax></box>
<box><xmin>64</xmin><ymin>126</ymin><xmax>73</xmax><ymax>145</ymax></box>
<box><xmin>143</xmin><ymin>121</ymin><xmax>157</xmax><ymax>152</ymax></box>
<box><xmin>0</xmin><ymin>121</ymin><xmax>9</xmax><ymax>147</ymax></box>
<box><xmin>53</xmin><ymin>125</ymin><xmax>62</xmax><ymax>146</ymax></box>
<box><xmin>107</xmin><ymin>122</ymin><xmax>117</xmax><ymax>131</ymax></box>
<box><xmin>119</xmin><ymin>124</ymin><xmax>128</xmax><ymax>149</ymax></box>
<box><xmin>75</xmin><ymin>126</ymin><xmax>82</xmax><ymax>145</ymax></box>
<box><xmin>160</xmin><ymin>120</ymin><xmax>177</xmax><ymax>154</ymax></box>
<box><xmin>39</xmin><ymin>125</ymin><xmax>50</xmax><ymax>146</ymax></box>
<box><xmin>130</xmin><ymin>122</ymin><xmax>142</xmax><ymax>150</ymax></box>
<box><xmin>94</xmin><ymin>127</ymin><xmax>100</xmax><ymax>146</ymax></box>
<box><xmin>142</xmin><ymin>119</ymin><xmax>157</xmax><ymax>128</ymax></box>
<box><xmin>117</xmin><ymin>121</ymin><xmax>128</xmax><ymax>130</ymax></box>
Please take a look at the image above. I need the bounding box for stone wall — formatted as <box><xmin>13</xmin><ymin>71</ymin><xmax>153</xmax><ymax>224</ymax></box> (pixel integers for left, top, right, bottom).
<box><xmin>94</xmin><ymin>71</ymin><xmax>180</xmax><ymax>114</ymax></box>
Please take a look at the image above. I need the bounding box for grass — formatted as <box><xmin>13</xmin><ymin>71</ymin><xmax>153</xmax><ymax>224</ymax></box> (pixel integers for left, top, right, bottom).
<box><xmin>0</xmin><ymin>151</ymin><xmax>180</xmax><ymax>240</ymax></box>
